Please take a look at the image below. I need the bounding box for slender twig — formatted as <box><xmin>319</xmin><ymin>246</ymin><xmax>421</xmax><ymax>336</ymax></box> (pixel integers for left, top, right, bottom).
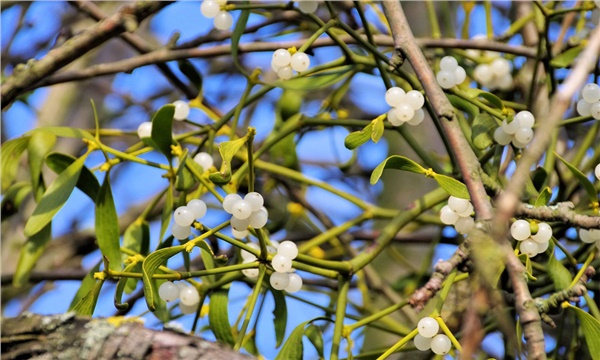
<box><xmin>515</xmin><ymin>202</ymin><xmax>600</xmax><ymax>229</ymax></box>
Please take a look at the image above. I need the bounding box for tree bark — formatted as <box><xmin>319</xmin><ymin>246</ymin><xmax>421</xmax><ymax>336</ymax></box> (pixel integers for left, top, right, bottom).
<box><xmin>1</xmin><ymin>313</ymin><xmax>252</xmax><ymax>360</ymax></box>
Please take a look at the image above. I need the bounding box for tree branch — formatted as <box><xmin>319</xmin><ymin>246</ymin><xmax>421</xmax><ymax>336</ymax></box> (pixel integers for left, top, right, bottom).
<box><xmin>1</xmin><ymin>1</ymin><xmax>172</xmax><ymax>109</ymax></box>
<box><xmin>515</xmin><ymin>202</ymin><xmax>600</xmax><ymax>229</ymax></box>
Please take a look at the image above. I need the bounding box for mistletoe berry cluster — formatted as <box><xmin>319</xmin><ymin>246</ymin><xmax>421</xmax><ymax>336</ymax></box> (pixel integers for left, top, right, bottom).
<box><xmin>576</xmin><ymin>83</ymin><xmax>600</xmax><ymax>120</ymax></box>
<box><xmin>271</xmin><ymin>49</ymin><xmax>310</xmax><ymax>80</ymax></box>
<box><xmin>436</xmin><ymin>55</ymin><xmax>467</xmax><ymax>89</ymax></box>
<box><xmin>385</xmin><ymin>86</ymin><xmax>426</xmax><ymax>126</ymax></box>
<box><xmin>439</xmin><ymin>196</ymin><xmax>475</xmax><ymax>235</ymax></box>
<box><xmin>493</xmin><ymin>110</ymin><xmax>536</xmax><ymax>148</ymax></box>
<box><xmin>414</xmin><ymin>317</ymin><xmax>452</xmax><ymax>355</ymax></box>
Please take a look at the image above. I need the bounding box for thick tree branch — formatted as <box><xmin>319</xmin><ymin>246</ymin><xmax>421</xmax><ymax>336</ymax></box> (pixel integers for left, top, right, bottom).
<box><xmin>515</xmin><ymin>202</ymin><xmax>600</xmax><ymax>229</ymax></box>
<box><xmin>1</xmin><ymin>1</ymin><xmax>172</xmax><ymax>109</ymax></box>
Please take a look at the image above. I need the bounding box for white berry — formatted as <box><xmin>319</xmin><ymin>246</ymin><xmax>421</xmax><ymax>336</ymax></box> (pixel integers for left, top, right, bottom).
<box><xmin>511</xmin><ymin>219</ymin><xmax>531</xmax><ymax>241</ymax></box>
<box><xmin>230</xmin><ymin>215</ymin><xmax>250</xmax><ymax>231</ymax></box>
<box><xmin>193</xmin><ymin>152</ymin><xmax>214</xmax><ymax>172</ymax></box>
<box><xmin>395</xmin><ymin>103</ymin><xmax>415</xmax><ymax>123</ymax></box>
<box><xmin>277</xmin><ymin>66</ymin><xmax>294</xmax><ymax>80</ymax></box>
<box><xmin>405</xmin><ymin>90</ymin><xmax>425</xmax><ymax>110</ymax></box>
<box><xmin>590</xmin><ymin>102</ymin><xmax>600</xmax><ymax>120</ymax></box>
<box><xmin>179</xmin><ymin>302</ymin><xmax>198</xmax><ymax>315</ymax></box>
<box><xmin>187</xmin><ymin>199</ymin><xmax>207</xmax><ymax>219</ymax></box>
<box><xmin>440</xmin><ymin>205</ymin><xmax>459</xmax><ymax>225</ymax></box>
<box><xmin>576</xmin><ymin>99</ymin><xmax>592</xmax><ymax>116</ymax></box>
<box><xmin>241</xmin><ymin>242</ymin><xmax>260</xmax><ymax>260</ymax></box>
<box><xmin>273</xmin><ymin>49</ymin><xmax>292</xmax><ymax>67</ymax></box>
<box><xmin>414</xmin><ymin>334</ymin><xmax>432</xmax><ymax>351</ymax></box>
<box><xmin>493</xmin><ymin>127</ymin><xmax>513</xmax><ymax>145</ymax></box>
<box><xmin>290</xmin><ymin>52</ymin><xmax>310</xmax><ymax>72</ymax></box>
<box><xmin>491</xmin><ymin>58</ymin><xmax>511</xmax><ymax>77</ymax></box>
<box><xmin>285</xmin><ymin>273</ymin><xmax>303</xmax><ymax>293</ymax></box>
<box><xmin>454</xmin><ymin>216</ymin><xmax>475</xmax><ymax>234</ymax></box>
<box><xmin>473</xmin><ymin>64</ymin><xmax>493</xmax><ymax>86</ymax></box>
<box><xmin>158</xmin><ymin>281</ymin><xmax>179</xmax><ymax>302</ymax></box>
<box><xmin>407</xmin><ymin>109</ymin><xmax>425</xmax><ymax>126</ymax></box>
<box><xmin>515</xmin><ymin>111</ymin><xmax>535</xmax><ymax>128</ymax></box>
<box><xmin>431</xmin><ymin>334</ymin><xmax>452</xmax><ymax>355</ymax></box>
<box><xmin>271</xmin><ymin>254</ymin><xmax>293</xmax><ymax>273</ymax></box>
<box><xmin>440</xmin><ymin>56</ymin><xmax>458</xmax><ymax>71</ymax></box>
<box><xmin>231</xmin><ymin>200</ymin><xmax>252</xmax><ymax>220</ymax></box>
<box><xmin>448</xmin><ymin>196</ymin><xmax>470</xmax><ymax>214</ymax></box>
<box><xmin>417</xmin><ymin>317</ymin><xmax>439</xmax><ymax>338</ymax></box>
<box><xmin>536</xmin><ymin>240</ymin><xmax>549</xmax><ymax>254</ymax></box>
<box><xmin>387</xmin><ymin>108</ymin><xmax>404</xmax><ymax>126</ymax></box>
<box><xmin>232</xmin><ymin>229</ymin><xmax>249</xmax><ymax>239</ymax></box>
<box><xmin>213</xmin><ymin>10</ymin><xmax>233</xmax><ymax>30</ymax></box>
<box><xmin>582</xmin><ymin>83</ymin><xmax>600</xmax><ymax>103</ymax></box>
<box><xmin>244</xmin><ymin>192</ymin><xmax>264</xmax><ymax>211</ymax></box>
<box><xmin>223</xmin><ymin>193</ymin><xmax>242</xmax><ymax>213</ymax></box>
<box><xmin>270</xmin><ymin>272</ymin><xmax>290</xmax><ymax>290</ymax></box>
<box><xmin>501</xmin><ymin>118</ymin><xmax>520</xmax><ymax>135</ymax></box>
<box><xmin>436</xmin><ymin>70</ymin><xmax>456</xmax><ymax>89</ymax></box>
<box><xmin>385</xmin><ymin>87</ymin><xmax>406</xmax><ymax>107</ymax></box>
<box><xmin>512</xmin><ymin>137</ymin><xmax>529</xmax><ymax>149</ymax></box>
<box><xmin>297</xmin><ymin>0</ymin><xmax>318</xmax><ymax>13</ymax></box>
<box><xmin>277</xmin><ymin>241</ymin><xmax>299</xmax><ymax>259</ymax></box>
<box><xmin>137</xmin><ymin>122</ymin><xmax>152</xmax><ymax>139</ymax></box>
<box><xmin>200</xmin><ymin>0</ymin><xmax>220</xmax><ymax>18</ymax></box>
<box><xmin>514</xmin><ymin>127</ymin><xmax>534</xmax><ymax>144</ymax></box>
<box><xmin>174</xmin><ymin>206</ymin><xmax>195</xmax><ymax>226</ymax></box>
<box><xmin>531</xmin><ymin>222</ymin><xmax>552</xmax><ymax>243</ymax></box>
<box><xmin>456</xmin><ymin>202</ymin><xmax>474</xmax><ymax>218</ymax></box>
<box><xmin>179</xmin><ymin>286</ymin><xmax>200</xmax><ymax>306</ymax></box>
<box><xmin>172</xmin><ymin>223</ymin><xmax>191</xmax><ymax>240</ymax></box>
<box><xmin>580</xmin><ymin>228</ymin><xmax>600</xmax><ymax>244</ymax></box>
<box><xmin>595</xmin><ymin>163</ymin><xmax>600</xmax><ymax>180</ymax></box>
<box><xmin>454</xmin><ymin>66</ymin><xmax>467</xmax><ymax>85</ymax></box>
<box><xmin>248</xmin><ymin>207</ymin><xmax>268</xmax><ymax>229</ymax></box>
<box><xmin>521</xmin><ymin>239</ymin><xmax>539</xmax><ymax>258</ymax></box>
<box><xmin>242</xmin><ymin>258</ymin><xmax>259</xmax><ymax>279</ymax></box>
<box><xmin>172</xmin><ymin>100</ymin><xmax>190</xmax><ymax>121</ymax></box>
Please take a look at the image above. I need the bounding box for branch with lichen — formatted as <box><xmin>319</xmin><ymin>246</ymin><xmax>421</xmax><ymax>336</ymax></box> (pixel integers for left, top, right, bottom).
<box><xmin>408</xmin><ymin>242</ymin><xmax>470</xmax><ymax>311</ymax></box>
<box><xmin>515</xmin><ymin>202</ymin><xmax>600</xmax><ymax>229</ymax></box>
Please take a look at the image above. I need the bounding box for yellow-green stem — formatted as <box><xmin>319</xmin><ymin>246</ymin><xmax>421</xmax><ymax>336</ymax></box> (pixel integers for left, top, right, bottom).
<box><xmin>234</xmin><ymin>264</ymin><xmax>266</xmax><ymax>350</ymax></box>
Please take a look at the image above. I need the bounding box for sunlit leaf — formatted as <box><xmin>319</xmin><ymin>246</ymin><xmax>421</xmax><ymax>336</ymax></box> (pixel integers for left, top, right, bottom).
<box><xmin>465</xmin><ymin>88</ymin><xmax>505</xmax><ymax>110</ymax></box>
<box><xmin>69</xmin><ymin>261</ymin><xmax>101</xmax><ymax>308</ymax></box>
<box><xmin>1</xmin><ymin>181</ymin><xmax>32</xmax><ymax>219</ymax></box>
<box><xmin>370</xmin><ymin>155</ymin><xmax>426</xmax><ymax>184</ymax></box>
<box><xmin>275</xmin><ymin>320</ymin><xmax>309</xmax><ymax>360</ymax></box>
<box><xmin>447</xmin><ymin>94</ymin><xmax>479</xmax><ymax>118</ymax></box>
<box><xmin>548</xmin><ymin>243</ymin><xmax>572</xmax><ymax>291</ymax></box>
<box><xmin>555</xmin><ymin>152</ymin><xmax>598</xmax><ymax>203</ymax></box>
<box><xmin>26</xmin><ymin>127</ymin><xmax>95</xmax><ymax>141</ymax></box>
<box><xmin>371</xmin><ymin>118</ymin><xmax>384</xmax><ymax>143</ymax></box>
<box><xmin>550</xmin><ymin>45</ymin><xmax>584</xmax><ymax>68</ymax></box>
<box><xmin>114</xmin><ymin>261</ymin><xmax>139</xmax><ymax>310</ymax></box>
<box><xmin>96</xmin><ymin>174</ymin><xmax>122</xmax><ymax>272</ymax></box>
<box><xmin>231</xmin><ymin>4</ymin><xmax>250</xmax><ymax>76</ymax></box>
<box><xmin>1</xmin><ymin>136</ymin><xmax>30</xmax><ymax>191</ymax></box>
<box><xmin>13</xmin><ymin>223</ymin><xmax>52</xmax><ymax>287</ymax></box>
<box><xmin>344</xmin><ymin>122</ymin><xmax>374</xmax><ymax>150</ymax></box>
<box><xmin>45</xmin><ymin>153</ymin><xmax>100</xmax><ymax>201</ymax></box>
<box><xmin>534</xmin><ymin>187</ymin><xmax>553</xmax><ymax>207</ymax></box>
<box><xmin>569</xmin><ymin>305</ymin><xmax>600</xmax><ymax>360</ymax></box>
<box><xmin>209</xmin><ymin>289</ymin><xmax>235</xmax><ymax>346</ymax></box>
<box><xmin>27</xmin><ymin>132</ymin><xmax>55</xmax><ymax>200</ymax></box>
<box><xmin>432</xmin><ymin>174</ymin><xmax>470</xmax><ymax>199</ymax></box>
<box><xmin>304</xmin><ymin>324</ymin><xmax>324</xmax><ymax>358</ymax></box>
<box><xmin>23</xmin><ymin>153</ymin><xmax>88</xmax><ymax>237</ymax></box>
<box><xmin>209</xmin><ymin>134</ymin><xmax>249</xmax><ymax>185</ymax></box>
<box><xmin>70</xmin><ymin>279</ymin><xmax>105</xmax><ymax>316</ymax></box>
<box><xmin>471</xmin><ymin>112</ymin><xmax>496</xmax><ymax>150</ymax></box>
<box><xmin>271</xmin><ymin>289</ymin><xmax>287</xmax><ymax>348</ymax></box>
<box><xmin>160</xmin><ymin>185</ymin><xmax>174</xmax><ymax>242</ymax></box>
<box><xmin>150</xmin><ymin>104</ymin><xmax>176</xmax><ymax>160</ymax></box>
<box><xmin>141</xmin><ymin>245</ymin><xmax>185</xmax><ymax>311</ymax></box>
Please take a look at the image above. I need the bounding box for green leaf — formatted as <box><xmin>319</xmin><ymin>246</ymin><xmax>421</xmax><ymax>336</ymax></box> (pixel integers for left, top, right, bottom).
<box><xmin>45</xmin><ymin>152</ymin><xmax>100</xmax><ymax>201</ymax></box>
<box><xmin>71</xmin><ymin>279</ymin><xmax>105</xmax><ymax>316</ymax></box>
<box><xmin>370</xmin><ymin>155</ymin><xmax>426</xmax><ymax>185</ymax></box>
<box><xmin>141</xmin><ymin>245</ymin><xmax>185</xmax><ymax>311</ymax></box>
<box><xmin>209</xmin><ymin>289</ymin><xmax>235</xmax><ymax>346</ymax></box>
<box><xmin>177</xmin><ymin>59</ymin><xmax>203</xmax><ymax>90</ymax></box>
<box><xmin>471</xmin><ymin>113</ymin><xmax>497</xmax><ymax>150</ymax></box>
<box><xmin>569</xmin><ymin>305</ymin><xmax>600</xmax><ymax>360</ymax></box>
<box><xmin>555</xmin><ymin>152</ymin><xmax>598</xmax><ymax>203</ymax></box>
<box><xmin>1</xmin><ymin>136</ymin><xmax>30</xmax><ymax>191</ymax></box>
<box><xmin>13</xmin><ymin>223</ymin><xmax>52</xmax><ymax>287</ymax></box>
<box><xmin>465</xmin><ymin>88</ymin><xmax>505</xmax><ymax>110</ymax></box>
<box><xmin>273</xmin><ymin>66</ymin><xmax>353</xmax><ymax>91</ymax></box>
<box><xmin>96</xmin><ymin>174</ymin><xmax>122</xmax><ymax>272</ymax></box>
<box><xmin>1</xmin><ymin>181</ymin><xmax>32</xmax><ymax>219</ymax></box>
<box><xmin>344</xmin><ymin>122</ymin><xmax>374</xmax><ymax>150</ymax></box>
<box><xmin>26</xmin><ymin>126</ymin><xmax>95</xmax><ymax>141</ymax></box>
<box><xmin>371</xmin><ymin>118</ymin><xmax>384</xmax><ymax>143</ymax></box>
<box><xmin>23</xmin><ymin>153</ymin><xmax>88</xmax><ymax>237</ymax></box>
<box><xmin>550</xmin><ymin>45</ymin><xmax>584</xmax><ymax>68</ymax></box>
<box><xmin>27</xmin><ymin>132</ymin><xmax>56</xmax><ymax>200</ymax></box>
<box><xmin>231</xmin><ymin>5</ymin><xmax>250</xmax><ymax>76</ymax></box>
<box><xmin>198</xmin><ymin>239</ymin><xmax>216</xmax><ymax>283</ymax></box>
<box><xmin>150</xmin><ymin>104</ymin><xmax>176</xmax><ymax>159</ymax></box>
<box><xmin>275</xmin><ymin>320</ymin><xmax>309</xmax><ymax>360</ymax></box>
<box><xmin>123</xmin><ymin>220</ymin><xmax>150</xmax><ymax>259</ymax></box>
<box><xmin>151</xmin><ymin>277</ymin><xmax>170</xmax><ymax>323</ymax></box>
<box><xmin>518</xmin><ymin>253</ymin><xmax>537</xmax><ymax>281</ymax></box>
<box><xmin>271</xmin><ymin>288</ymin><xmax>288</xmax><ymax>348</ymax></box>
<box><xmin>548</xmin><ymin>243</ymin><xmax>572</xmax><ymax>291</ymax></box>
<box><xmin>160</xmin><ymin>185</ymin><xmax>174</xmax><ymax>242</ymax></box>
<box><xmin>447</xmin><ymin>94</ymin><xmax>479</xmax><ymax>118</ymax></box>
<box><xmin>114</xmin><ymin>261</ymin><xmax>139</xmax><ymax>310</ymax></box>
<box><xmin>524</xmin><ymin>174</ymin><xmax>540</xmax><ymax>200</ymax></box>
<box><xmin>304</xmin><ymin>325</ymin><xmax>324</xmax><ymax>359</ymax></box>
<box><xmin>432</xmin><ymin>174</ymin><xmax>471</xmax><ymax>199</ymax></box>
<box><xmin>175</xmin><ymin>149</ymin><xmax>195</xmax><ymax>191</ymax></box>
<box><xmin>530</xmin><ymin>167</ymin><xmax>548</xmax><ymax>192</ymax></box>
<box><xmin>209</xmin><ymin>135</ymin><xmax>249</xmax><ymax>185</ymax></box>
<box><xmin>69</xmin><ymin>261</ymin><xmax>102</xmax><ymax>308</ymax></box>
<box><xmin>534</xmin><ymin>187</ymin><xmax>553</xmax><ymax>207</ymax></box>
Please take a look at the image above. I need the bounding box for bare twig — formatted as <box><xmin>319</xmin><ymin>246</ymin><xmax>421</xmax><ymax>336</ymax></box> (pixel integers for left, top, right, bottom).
<box><xmin>515</xmin><ymin>202</ymin><xmax>600</xmax><ymax>229</ymax></box>
<box><xmin>1</xmin><ymin>1</ymin><xmax>172</xmax><ymax>109</ymax></box>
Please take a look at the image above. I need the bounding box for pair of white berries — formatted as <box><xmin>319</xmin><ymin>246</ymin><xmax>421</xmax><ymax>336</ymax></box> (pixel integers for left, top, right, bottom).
<box><xmin>576</xmin><ymin>83</ymin><xmax>600</xmax><ymax>120</ymax></box>
<box><xmin>271</xmin><ymin>49</ymin><xmax>310</xmax><ymax>80</ymax></box>
<box><xmin>415</xmin><ymin>317</ymin><xmax>452</xmax><ymax>355</ymax></box>
<box><xmin>137</xmin><ymin>100</ymin><xmax>191</xmax><ymax>139</ymax></box>
<box><xmin>385</xmin><ymin>87</ymin><xmax>426</xmax><ymax>126</ymax></box>
<box><xmin>511</xmin><ymin>220</ymin><xmax>553</xmax><ymax>258</ymax></box>
<box><xmin>200</xmin><ymin>0</ymin><xmax>233</xmax><ymax>30</ymax></box>
<box><xmin>439</xmin><ymin>196</ymin><xmax>475</xmax><ymax>235</ymax></box>
<box><xmin>580</xmin><ymin>228</ymin><xmax>600</xmax><ymax>250</ymax></box>
<box><xmin>493</xmin><ymin>110</ymin><xmax>536</xmax><ymax>148</ymax></box>
<box><xmin>473</xmin><ymin>58</ymin><xmax>513</xmax><ymax>91</ymax></box>
<box><xmin>241</xmin><ymin>240</ymin><xmax>303</xmax><ymax>293</ymax></box>
<box><xmin>595</xmin><ymin>163</ymin><xmax>600</xmax><ymax>181</ymax></box>
<box><xmin>436</xmin><ymin>56</ymin><xmax>467</xmax><ymax>89</ymax></box>
<box><xmin>223</xmin><ymin>192</ymin><xmax>268</xmax><ymax>239</ymax></box>
<box><xmin>172</xmin><ymin>199</ymin><xmax>208</xmax><ymax>240</ymax></box>
<box><xmin>158</xmin><ymin>281</ymin><xmax>201</xmax><ymax>314</ymax></box>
